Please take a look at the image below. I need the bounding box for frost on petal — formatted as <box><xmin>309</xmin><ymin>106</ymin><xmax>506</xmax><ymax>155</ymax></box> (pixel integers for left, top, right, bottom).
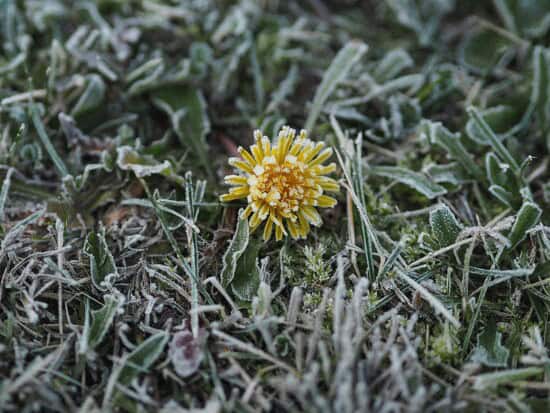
<box><xmin>220</xmin><ymin>126</ymin><xmax>339</xmax><ymax>240</ymax></box>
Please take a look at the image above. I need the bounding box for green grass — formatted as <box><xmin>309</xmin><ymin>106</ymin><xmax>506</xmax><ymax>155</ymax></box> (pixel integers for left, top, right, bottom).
<box><xmin>1</xmin><ymin>0</ymin><xmax>550</xmax><ymax>411</ymax></box>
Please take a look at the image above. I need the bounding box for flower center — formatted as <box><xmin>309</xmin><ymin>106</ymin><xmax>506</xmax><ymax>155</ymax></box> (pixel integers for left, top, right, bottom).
<box><xmin>248</xmin><ymin>156</ymin><xmax>315</xmax><ymax>217</ymax></box>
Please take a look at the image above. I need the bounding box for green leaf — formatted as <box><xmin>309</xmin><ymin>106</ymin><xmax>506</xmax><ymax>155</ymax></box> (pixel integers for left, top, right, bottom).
<box><xmin>220</xmin><ymin>211</ymin><xmax>260</xmax><ymax>301</ymax></box>
<box><xmin>430</xmin><ymin>204</ymin><xmax>462</xmax><ymax>247</ymax></box>
<box><xmin>117</xmin><ymin>332</ymin><xmax>169</xmax><ymax>386</ymax></box>
<box><xmin>386</xmin><ymin>0</ymin><xmax>454</xmax><ymax>46</ymax></box>
<box><xmin>83</xmin><ymin>231</ymin><xmax>118</xmax><ymax>291</ymax></box>
<box><xmin>488</xmin><ymin>184</ymin><xmax>515</xmax><ymax>208</ymax></box>
<box><xmin>467</xmin><ymin>107</ymin><xmax>520</xmax><ymax>173</ymax></box>
<box><xmin>465</xmin><ymin>106</ymin><xmax>522</xmax><ymax>144</ymax></box>
<box><xmin>485</xmin><ymin>152</ymin><xmax>507</xmax><ymax>188</ymax></box>
<box><xmin>425</xmin><ymin>163</ymin><xmax>469</xmax><ymax>185</ymax></box>
<box><xmin>71</xmin><ymin>74</ymin><xmax>106</xmax><ymax>118</ymax></box>
<box><xmin>112</xmin><ymin>332</ymin><xmax>169</xmax><ymax>408</ymax></box>
<box><xmin>467</xmin><ymin>48</ymin><xmax>550</xmax><ymax>140</ymax></box>
<box><xmin>531</xmin><ymin>46</ymin><xmax>550</xmax><ymax>128</ymax></box>
<box><xmin>373</xmin><ymin>49</ymin><xmax>413</xmax><ymax>83</ymax></box>
<box><xmin>305</xmin><ymin>41</ymin><xmax>368</xmax><ymax>131</ymax></box>
<box><xmin>126</xmin><ymin>58</ymin><xmax>165</xmax><ymax>96</ymax></box>
<box><xmin>533</xmin><ymin>261</ymin><xmax>550</xmax><ymax>278</ymax></box>
<box><xmin>189</xmin><ymin>42</ymin><xmax>213</xmax><ymax>79</ymax></box>
<box><xmin>371</xmin><ymin>165</ymin><xmax>447</xmax><ymax>199</ymax></box>
<box><xmin>80</xmin><ymin>294</ymin><xmax>124</xmax><ymax>354</ymax></box>
<box><xmin>116</xmin><ymin>146</ymin><xmax>179</xmax><ymax>181</ymax></box>
<box><xmin>485</xmin><ymin>153</ymin><xmax>521</xmax><ymax>206</ymax></box>
<box><xmin>422</xmin><ymin>120</ymin><xmax>483</xmax><ymax>180</ymax></box>
<box><xmin>508</xmin><ymin>201</ymin><xmax>542</xmax><ymax>249</ymax></box>
<box><xmin>495</xmin><ymin>0</ymin><xmax>550</xmax><ymax>38</ymax></box>
<box><xmin>230</xmin><ymin>238</ymin><xmax>261</xmax><ymax>302</ymax></box>
<box><xmin>220</xmin><ymin>211</ymin><xmax>250</xmax><ymax>288</ymax></box>
<box><xmin>459</xmin><ymin>27</ymin><xmax>515</xmax><ymax>73</ymax></box>
<box><xmin>471</xmin><ymin>318</ymin><xmax>510</xmax><ymax>367</ymax></box>
<box><xmin>152</xmin><ymin>86</ymin><xmax>211</xmax><ymax>175</ymax></box>
<box><xmin>464</xmin><ymin>48</ymin><xmax>550</xmax><ymax>144</ymax></box>
<box><xmin>31</xmin><ymin>104</ymin><xmax>69</xmax><ymax>178</ymax></box>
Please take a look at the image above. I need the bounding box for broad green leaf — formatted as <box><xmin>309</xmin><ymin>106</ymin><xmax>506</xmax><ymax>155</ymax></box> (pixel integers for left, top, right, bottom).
<box><xmin>112</xmin><ymin>332</ymin><xmax>169</xmax><ymax>409</ymax></box>
<box><xmin>116</xmin><ymin>146</ymin><xmax>186</xmax><ymax>187</ymax></box>
<box><xmin>117</xmin><ymin>332</ymin><xmax>169</xmax><ymax>386</ymax></box>
<box><xmin>84</xmin><ymin>231</ymin><xmax>118</xmax><ymax>291</ymax></box>
<box><xmin>430</xmin><ymin>204</ymin><xmax>462</xmax><ymax>247</ymax></box>
<box><xmin>467</xmin><ymin>48</ymin><xmax>550</xmax><ymax>140</ymax></box>
<box><xmin>459</xmin><ymin>27</ymin><xmax>515</xmax><ymax>73</ymax></box>
<box><xmin>465</xmin><ymin>106</ymin><xmax>522</xmax><ymax>144</ymax></box>
<box><xmin>489</xmin><ymin>184</ymin><xmax>515</xmax><ymax>208</ymax></box>
<box><xmin>495</xmin><ymin>0</ymin><xmax>550</xmax><ymax>38</ymax></box>
<box><xmin>471</xmin><ymin>319</ymin><xmax>509</xmax><ymax>367</ymax></box>
<box><xmin>508</xmin><ymin>201</ymin><xmax>542</xmax><ymax>249</ymax></box>
<box><xmin>116</xmin><ymin>146</ymin><xmax>174</xmax><ymax>178</ymax></box>
<box><xmin>80</xmin><ymin>294</ymin><xmax>124</xmax><ymax>354</ymax></box>
<box><xmin>230</xmin><ymin>238</ymin><xmax>261</xmax><ymax>302</ymax></box>
<box><xmin>219</xmin><ymin>211</ymin><xmax>261</xmax><ymax>301</ymax></box>
<box><xmin>305</xmin><ymin>41</ymin><xmax>368</xmax><ymax>131</ymax></box>
<box><xmin>422</xmin><ymin>120</ymin><xmax>483</xmax><ymax>180</ymax></box>
<box><xmin>152</xmin><ymin>86</ymin><xmax>211</xmax><ymax>175</ymax></box>
<box><xmin>87</xmin><ymin>295</ymin><xmax>121</xmax><ymax>349</ymax></box>
<box><xmin>516</xmin><ymin>0</ymin><xmax>550</xmax><ymax>37</ymax></box>
<box><xmin>425</xmin><ymin>163</ymin><xmax>469</xmax><ymax>185</ymax></box>
<box><xmin>371</xmin><ymin>165</ymin><xmax>447</xmax><ymax>199</ymax></box>
<box><xmin>71</xmin><ymin>74</ymin><xmax>106</xmax><ymax>118</ymax></box>
<box><xmin>220</xmin><ymin>211</ymin><xmax>250</xmax><ymax>288</ymax></box>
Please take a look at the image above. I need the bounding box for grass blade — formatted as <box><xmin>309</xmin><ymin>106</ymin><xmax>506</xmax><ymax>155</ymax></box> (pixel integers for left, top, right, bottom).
<box><xmin>30</xmin><ymin>104</ymin><xmax>69</xmax><ymax>178</ymax></box>
<box><xmin>371</xmin><ymin>165</ymin><xmax>447</xmax><ymax>199</ymax></box>
<box><xmin>467</xmin><ymin>107</ymin><xmax>520</xmax><ymax>173</ymax></box>
<box><xmin>305</xmin><ymin>41</ymin><xmax>368</xmax><ymax>131</ymax></box>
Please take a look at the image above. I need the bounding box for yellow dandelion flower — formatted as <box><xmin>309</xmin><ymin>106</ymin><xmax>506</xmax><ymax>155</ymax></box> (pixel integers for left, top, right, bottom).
<box><xmin>220</xmin><ymin>126</ymin><xmax>339</xmax><ymax>241</ymax></box>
